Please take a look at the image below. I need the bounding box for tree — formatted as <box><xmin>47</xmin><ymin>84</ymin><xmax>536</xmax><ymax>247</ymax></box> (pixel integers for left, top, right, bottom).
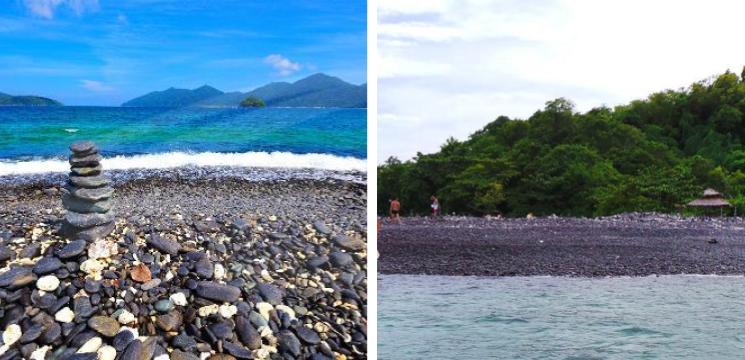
<box><xmin>240</xmin><ymin>96</ymin><xmax>266</xmax><ymax>108</ymax></box>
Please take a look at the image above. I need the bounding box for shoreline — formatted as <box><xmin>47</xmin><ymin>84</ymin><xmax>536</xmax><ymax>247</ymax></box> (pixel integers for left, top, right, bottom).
<box><xmin>379</xmin><ymin>214</ymin><xmax>745</xmax><ymax>277</ymax></box>
<box><xmin>0</xmin><ymin>173</ymin><xmax>367</xmax><ymax>358</ymax></box>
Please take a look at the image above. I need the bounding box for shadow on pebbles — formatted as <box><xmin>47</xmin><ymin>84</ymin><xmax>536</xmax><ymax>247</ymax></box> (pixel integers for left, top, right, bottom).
<box><xmin>0</xmin><ymin>176</ymin><xmax>367</xmax><ymax>359</ymax></box>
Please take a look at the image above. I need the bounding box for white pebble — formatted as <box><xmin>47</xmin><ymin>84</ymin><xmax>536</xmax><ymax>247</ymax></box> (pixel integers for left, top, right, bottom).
<box><xmin>76</xmin><ymin>336</ymin><xmax>102</xmax><ymax>353</ymax></box>
<box><xmin>274</xmin><ymin>305</ymin><xmax>296</xmax><ymax>319</ymax></box>
<box><xmin>154</xmin><ymin>355</ymin><xmax>169</xmax><ymax>360</ymax></box>
<box><xmin>170</xmin><ymin>292</ymin><xmax>188</xmax><ymax>306</ymax></box>
<box><xmin>97</xmin><ymin>345</ymin><xmax>116</xmax><ymax>360</ymax></box>
<box><xmin>2</xmin><ymin>324</ymin><xmax>21</xmax><ymax>346</ymax></box>
<box><xmin>36</xmin><ymin>275</ymin><xmax>60</xmax><ymax>291</ymax></box>
<box><xmin>213</xmin><ymin>264</ymin><xmax>225</xmax><ymax>280</ymax></box>
<box><xmin>55</xmin><ymin>307</ymin><xmax>75</xmax><ymax>323</ymax></box>
<box><xmin>30</xmin><ymin>345</ymin><xmax>50</xmax><ymax>360</ymax></box>
<box><xmin>256</xmin><ymin>302</ymin><xmax>273</xmax><ymax>320</ymax></box>
<box><xmin>198</xmin><ymin>304</ymin><xmax>219</xmax><ymax>317</ymax></box>
<box><xmin>219</xmin><ymin>304</ymin><xmax>237</xmax><ymax>318</ymax></box>
<box><xmin>117</xmin><ymin>310</ymin><xmax>136</xmax><ymax>325</ymax></box>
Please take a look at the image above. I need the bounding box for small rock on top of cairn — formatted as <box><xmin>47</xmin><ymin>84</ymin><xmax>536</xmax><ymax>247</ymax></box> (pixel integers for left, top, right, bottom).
<box><xmin>61</xmin><ymin>141</ymin><xmax>115</xmax><ymax>241</ymax></box>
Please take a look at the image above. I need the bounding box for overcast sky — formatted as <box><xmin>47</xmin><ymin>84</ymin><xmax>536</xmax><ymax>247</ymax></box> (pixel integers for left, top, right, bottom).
<box><xmin>378</xmin><ymin>0</ymin><xmax>745</xmax><ymax>161</ymax></box>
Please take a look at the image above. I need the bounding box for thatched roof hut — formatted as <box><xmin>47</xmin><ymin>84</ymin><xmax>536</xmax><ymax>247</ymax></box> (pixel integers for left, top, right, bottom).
<box><xmin>687</xmin><ymin>188</ymin><xmax>732</xmax><ymax>208</ymax></box>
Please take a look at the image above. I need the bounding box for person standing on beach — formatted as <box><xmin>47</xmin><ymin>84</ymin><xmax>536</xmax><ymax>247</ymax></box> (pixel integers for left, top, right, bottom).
<box><xmin>430</xmin><ymin>195</ymin><xmax>440</xmax><ymax>217</ymax></box>
<box><xmin>390</xmin><ymin>198</ymin><xmax>401</xmax><ymax>224</ymax></box>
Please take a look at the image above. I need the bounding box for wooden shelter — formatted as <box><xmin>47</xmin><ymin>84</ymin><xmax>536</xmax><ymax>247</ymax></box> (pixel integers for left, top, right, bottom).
<box><xmin>686</xmin><ymin>188</ymin><xmax>733</xmax><ymax>216</ymax></box>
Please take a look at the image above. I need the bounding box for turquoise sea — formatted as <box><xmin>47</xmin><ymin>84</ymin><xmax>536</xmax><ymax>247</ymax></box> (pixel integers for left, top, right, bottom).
<box><xmin>0</xmin><ymin>106</ymin><xmax>366</xmax><ymax>175</ymax></box>
<box><xmin>379</xmin><ymin>274</ymin><xmax>745</xmax><ymax>359</ymax></box>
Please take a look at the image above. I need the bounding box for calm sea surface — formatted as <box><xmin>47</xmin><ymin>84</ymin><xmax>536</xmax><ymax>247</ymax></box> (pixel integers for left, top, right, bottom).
<box><xmin>379</xmin><ymin>274</ymin><xmax>745</xmax><ymax>359</ymax></box>
<box><xmin>0</xmin><ymin>106</ymin><xmax>366</xmax><ymax>175</ymax></box>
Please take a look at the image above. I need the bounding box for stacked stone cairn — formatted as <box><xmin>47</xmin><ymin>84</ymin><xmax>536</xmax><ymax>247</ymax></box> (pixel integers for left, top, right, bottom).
<box><xmin>61</xmin><ymin>141</ymin><xmax>115</xmax><ymax>241</ymax></box>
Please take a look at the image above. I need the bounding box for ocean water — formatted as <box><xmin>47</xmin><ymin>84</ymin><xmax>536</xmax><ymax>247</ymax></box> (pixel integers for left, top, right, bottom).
<box><xmin>0</xmin><ymin>106</ymin><xmax>366</xmax><ymax>175</ymax></box>
<box><xmin>379</xmin><ymin>274</ymin><xmax>745</xmax><ymax>359</ymax></box>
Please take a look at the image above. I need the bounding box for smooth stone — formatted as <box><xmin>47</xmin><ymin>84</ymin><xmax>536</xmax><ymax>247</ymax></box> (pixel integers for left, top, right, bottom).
<box><xmin>74</xmin><ymin>296</ymin><xmax>96</xmax><ymax>319</ymax></box>
<box><xmin>84</xmin><ymin>279</ymin><xmax>101</xmax><ymax>293</ymax></box>
<box><xmin>222</xmin><ymin>341</ymin><xmax>252</xmax><ymax>359</ymax></box>
<box><xmin>71</xmin><ymin>222</ymin><xmax>115</xmax><ymax>242</ymax></box>
<box><xmin>39</xmin><ymin>322</ymin><xmax>61</xmax><ymax>344</ymax></box>
<box><xmin>156</xmin><ymin>312</ymin><xmax>182</xmax><ymax>332</ymax></box>
<box><xmin>195</xmin><ymin>281</ymin><xmax>241</xmax><ymax>303</ymax></box>
<box><xmin>248</xmin><ymin>311</ymin><xmax>267</xmax><ymax>328</ymax></box>
<box><xmin>62</xmin><ymin>193</ymin><xmax>112</xmax><ymax>214</ymax></box>
<box><xmin>68</xmin><ymin>174</ymin><xmax>110</xmax><ymax>188</ymax></box>
<box><xmin>87</xmin><ymin>240</ymin><xmax>115</xmax><ymax>260</ymax></box>
<box><xmin>77</xmin><ymin>336</ymin><xmax>102</xmax><ymax>353</ymax></box>
<box><xmin>154</xmin><ymin>299</ymin><xmax>173</xmax><ymax>312</ymax></box>
<box><xmin>36</xmin><ymin>275</ymin><xmax>60</xmax><ymax>291</ymax></box>
<box><xmin>97</xmin><ymin>346</ymin><xmax>116</xmax><ymax>360</ymax></box>
<box><xmin>257</xmin><ymin>283</ymin><xmax>284</xmax><ymax>305</ymax></box>
<box><xmin>56</xmin><ymin>240</ymin><xmax>87</xmax><ymax>259</ymax></box>
<box><xmin>0</xmin><ymin>245</ymin><xmax>12</xmax><ymax>261</ymax></box>
<box><xmin>170</xmin><ymin>350</ymin><xmax>200</xmax><ymax>360</ymax></box>
<box><xmin>235</xmin><ymin>316</ymin><xmax>262</xmax><ymax>350</ymax></box>
<box><xmin>117</xmin><ymin>310</ymin><xmax>136</xmax><ymax>325</ymax></box>
<box><xmin>313</xmin><ymin>221</ymin><xmax>331</xmax><ymax>235</ymax></box>
<box><xmin>141</xmin><ymin>278</ymin><xmax>161</xmax><ymax>291</ymax></box>
<box><xmin>65</xmin><ymin>353</ymin><xmax>97</xmax><ymax>360</ymax></box>
<box><xmin>20</xmin><ymin>243</ymin><xmax>42</xmax><ymax>258</ymax></box>
<box><xmin>170</xmin><ymin>292</ymin><xmax>188</xmax><ymax>306</ymax></box>
<box><xmin>277</xmin><ymin>330</ymin><xmax>302</xmax><ymax>357</ymax></box>
<box><xmin>219</xmin><ymin>304</ymin><xmax>237</xmax><ymax>318</ymax></box>
<box><xmin>194</xmin><ymin>258</ymin><xmax>214</xmax><ymax>278</ymax></box>
<box><xmin>295</xmin><ymin>326</ymin><xmax>321</xmax><ymax>344</ymax></box>
<box><xmin>68</xmin><ymin>153</ymin><xmax>102</xmax><ymax>167</ymax></box>
<box><xmin>171</xmin><ymin>332</ymin><xmax>197</xmax><ymax>351</ymax></box>
<box><xmin>3</xmin><ymin>324</ymin><xmax>22</xmax><ymax>346</ymax></box>
<box><xmin>70</xmin><ymin>165</ymin><xmax>102</xmax><ymax>176</ymax></box>
<box><xmin>147</xmin><ymin>233</ymin><xmax>181</xmax><ymax>255</ymax></box>
<box><xmin>20</xmin><ymin>323</ymin><xmax>43</xmax><ymax>344</ymax></box>
<box><xmin>87</xmin><ymin>316</ymin><xmax>120</xmax><ymax>337</ymax></box>
<box><xmin>0</xmin><ymin>267</ymin><xmax>36</xmax><ymax>288</ymax></box>
<box><xmin>55</xmin><ymin>307</ymin><xmax>75</xmax><ymax>323</ymax></box>
<box><xmin>208</xmin><ymin>321</ymin><xmax>233</xmax><ymax>340</ymax></box>
<box><xmin>70</xmin><ymin>141</ymin><xmax>98</xmax><ymax>154</ymax></box>
<box><xmin>130</xmin><ymin>263</ymin><xmax>152</xmax><ymax>283</ymax></box>
<box><xmin>329</xmin><ymin>252</ymin><xmax>354</xmax><ymax>267</ymax></box>
<box><xmin>120</xmin><ymin>340</ymin><xmax>142</xmax><ymax>360</ymax></box>
<box><xmin>112</xmin><ymin>330</ymin><xmax>134</xmax><ymax>351</ymax></box>
<box><xmin>33</xmin><ymin>257</ymin><xmax>63</xmax><ymax>275</ymax></box>
<box><xmin>306</xmin><ymin>256</ymin><xmax>328</xmax><ymax>269</ymax></box>
<box><xmin>64</xmin><ymin>211</ymin><xmax>115</xmax><ymax>229</ymax></box>
<box><xmin>213</xmin><ymin>264</ymin><xmax>226</xmax><ymax>280</ymax></box>
<box><xmin>332</xmin><ymin>234</ymin><xmax>365</xmax><ymax>251</ymax></box>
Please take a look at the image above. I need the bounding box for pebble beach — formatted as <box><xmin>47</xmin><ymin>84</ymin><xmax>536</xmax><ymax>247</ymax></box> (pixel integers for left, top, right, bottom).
<box><xmin>0</xmin><ymin>167</ymin><xmax>367</xmax><ymax>359</ymax></box>
<box><xmin>379</xmin><ymin>214</ymin><xmax>745</xmax><ymax>277</ymax></box>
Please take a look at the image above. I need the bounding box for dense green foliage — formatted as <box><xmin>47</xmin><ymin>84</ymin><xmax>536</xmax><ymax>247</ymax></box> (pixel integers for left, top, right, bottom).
<box><xmin>378</xmin><ymin>69</ymin><xmax>745</xmax><ymax>217</ymax></box>
<box><xmin>239</xmin><ymin>96</ymin><xmax>265</xmax><ymax>108</ymax></box>
<box><xmin>0</xmin><ymin>94</ymin><xmax>62</xmax><ymax>106</ymax></box>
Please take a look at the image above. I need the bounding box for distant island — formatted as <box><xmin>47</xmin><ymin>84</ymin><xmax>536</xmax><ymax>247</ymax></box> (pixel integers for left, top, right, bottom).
<box><xmin>122</xmin><ymin>73</ymin><xmax>366</xmax><ymax>108</ymax></box>
<box><xmin>239</xmin><ymin>96</ymin><xmax>265</xmax><ymax>108</ymax></box>
<box><xmin>0</xmin><ymin>92</ymin><xmax>62</xmax><ymax>106</ymax></box>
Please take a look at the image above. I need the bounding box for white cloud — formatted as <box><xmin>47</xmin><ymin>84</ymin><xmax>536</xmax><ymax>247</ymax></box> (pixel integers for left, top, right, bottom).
<box><xmin>80</xmin><ymin>79</ymin><xmax>114</xmax><ymax>92</ymax></box>
<box><xmin>263</xmin><ymin>54</ymin><xmax>301</xmax><ymax>76</ymax></box>
<box><xmin>23</xmin><ymin>0</ymin><xmax>98</xmax><ymax>19</ymax></box>
<box><xmin>378</xmin><ymin>0</ymin><xmax>745</xmax><ymax>161</ymax></box>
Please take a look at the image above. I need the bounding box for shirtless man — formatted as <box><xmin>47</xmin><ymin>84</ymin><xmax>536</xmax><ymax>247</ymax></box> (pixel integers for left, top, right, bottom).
<box><xmin>430</xmin><ymin>195</ymin><xmax>440</xmax><ymax>217</ymax></box>
<box><xmin>390</xmin><ymin>198</ymin><xmax>401</xmax><ymax>224</ymax></box>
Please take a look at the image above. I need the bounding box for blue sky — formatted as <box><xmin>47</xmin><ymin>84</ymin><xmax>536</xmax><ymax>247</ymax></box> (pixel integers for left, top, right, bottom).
<box><xmin>0</xmin><ymin>0</ymin><xmax>366</xmax><ymax>105</ymax></box>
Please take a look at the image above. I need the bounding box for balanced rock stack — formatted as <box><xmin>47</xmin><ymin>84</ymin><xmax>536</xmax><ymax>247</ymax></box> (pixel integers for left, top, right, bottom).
<box><xmin>61</xmin><ymin>141</ymin><xmax>115</xmax><ymax>241</ymax></box>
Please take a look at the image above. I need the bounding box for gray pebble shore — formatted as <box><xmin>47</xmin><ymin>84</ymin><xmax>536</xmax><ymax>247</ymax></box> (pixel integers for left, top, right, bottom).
<box><xmin>0</xmin><ymin>167</ymin><xmax>367</xmax><ymax>359</ymax></box>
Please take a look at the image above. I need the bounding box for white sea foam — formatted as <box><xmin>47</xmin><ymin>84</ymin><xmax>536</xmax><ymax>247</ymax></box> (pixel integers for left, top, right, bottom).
<box><xmin>63</xmin><ymin>128</ymin><xmax>79</xmax><ymax>133</ymax></box>
<box><xmin>0</xmin><ymin>151</ymin><xmax>366</xmax><ymax>176</ymax></box>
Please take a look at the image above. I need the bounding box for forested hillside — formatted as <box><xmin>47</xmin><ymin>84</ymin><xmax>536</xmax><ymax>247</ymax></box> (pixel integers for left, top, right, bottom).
<box><xmin>378</xmin><ymin>69</ymin><xmax>745</xmax><ymax>217</ymax></box>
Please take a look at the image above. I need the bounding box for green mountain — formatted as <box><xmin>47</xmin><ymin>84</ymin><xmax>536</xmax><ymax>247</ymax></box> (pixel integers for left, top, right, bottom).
<box><xmin>122</xmin><ymin>85</ymin><xmax>223</xmax><ymax>107</ymax></box>
<box><xmin>0</xmin><ymin>93</ymin><xmax>62</xmax><ymax>106</ymax></box>
<box><xmin>124</xmin><ymin>73</ymin><xmax>366</xmax><ymax>108</ymax></box>
<box><xmin>378</xmin><ymin>68</ymin><xmax>745</xmax><ymax>217</ymax></box>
